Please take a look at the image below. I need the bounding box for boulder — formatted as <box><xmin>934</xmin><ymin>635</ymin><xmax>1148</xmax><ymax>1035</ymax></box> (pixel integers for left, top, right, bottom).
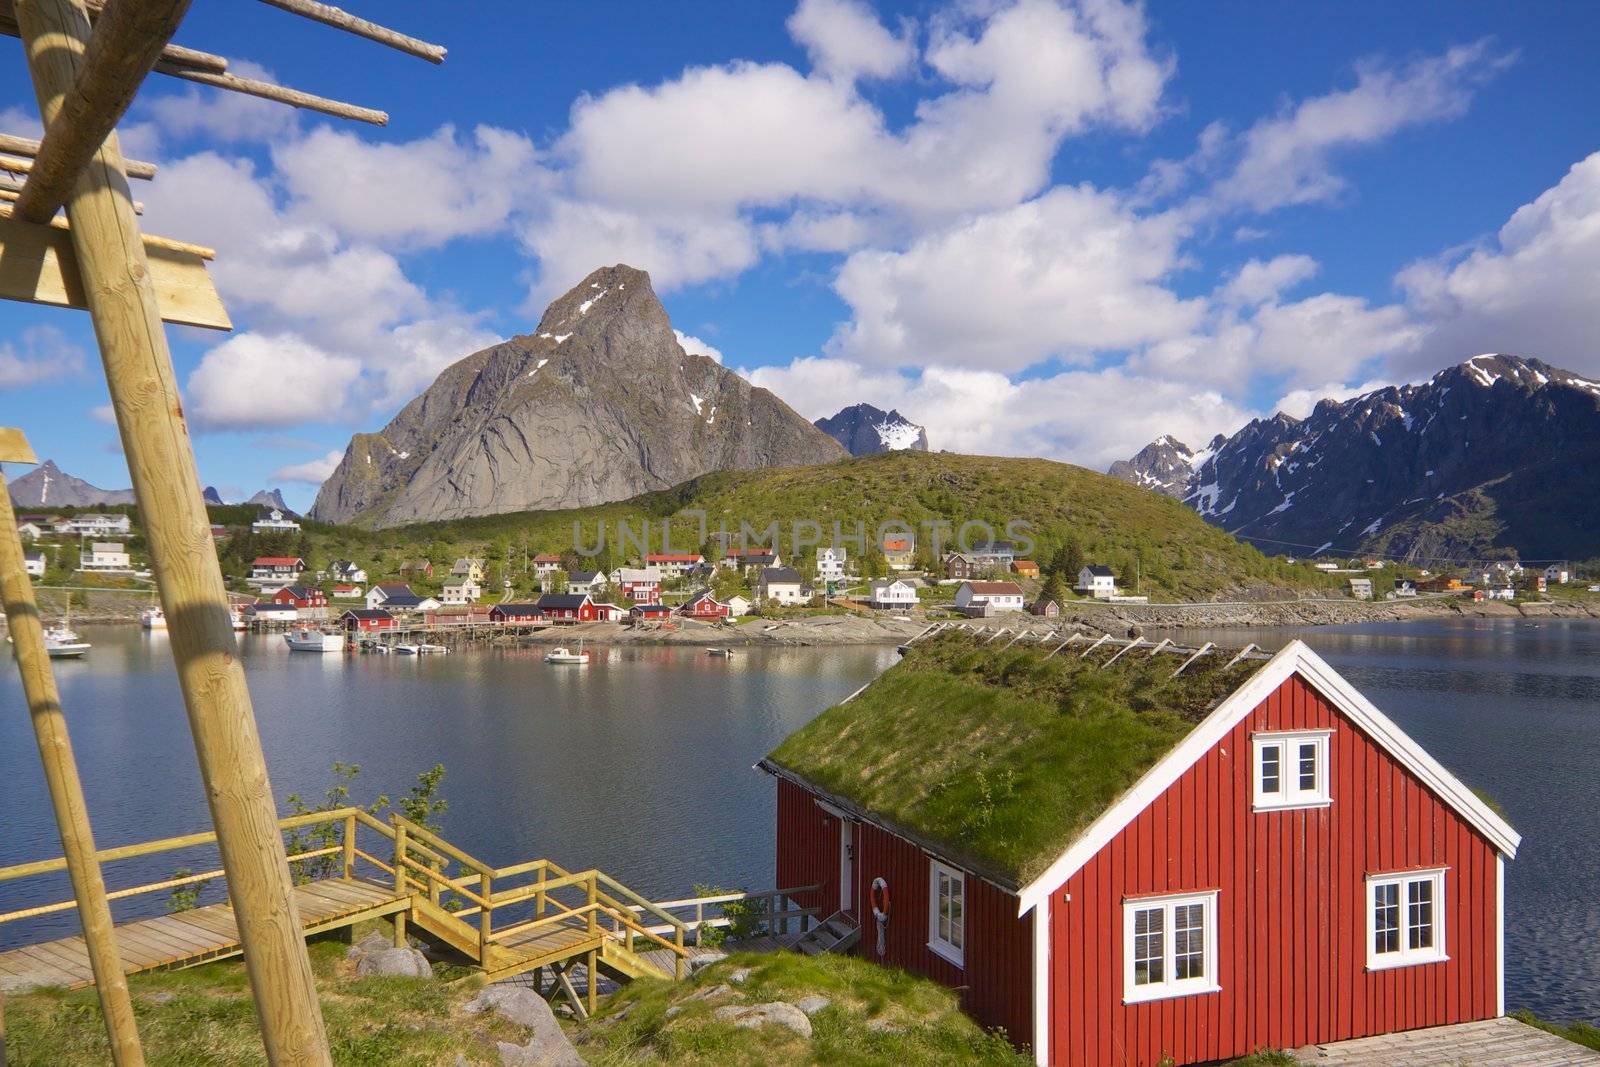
<box><xmin>792</xmin><ymin>995</ymin><xmax>831</xmax><ymax>1016</ymax></box>
<box><xmin>354</xmin><ymin>947</ymin><xmax>432</xmax><ymax>978</ymax></box>
<box><xmin>469</xmin><ymin>986</ymin><xmax>584</xmax><ymax>1067</ymax></box>
<box><xmin>713</xmin><ymin>1001</ymin><xmax>813</xmax><ymax>1039</ymax></box>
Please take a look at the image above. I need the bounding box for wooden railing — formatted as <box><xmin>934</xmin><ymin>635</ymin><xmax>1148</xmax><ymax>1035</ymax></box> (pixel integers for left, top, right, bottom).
<box><xmin>626</xmin><ymin>885</ymin><xmax>822</xmax><ymax>946</ymax></box>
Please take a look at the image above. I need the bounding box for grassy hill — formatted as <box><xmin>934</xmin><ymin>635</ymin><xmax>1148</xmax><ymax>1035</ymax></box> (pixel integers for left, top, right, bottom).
<box><xmin>287</xmin><ymin>452</ymin><xmax>1336</xmax><ymax>601</ymax></box>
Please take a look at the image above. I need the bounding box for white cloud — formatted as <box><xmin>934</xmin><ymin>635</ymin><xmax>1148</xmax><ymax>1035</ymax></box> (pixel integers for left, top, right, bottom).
<box><xmin>828</xmin><ymin>184</ymin><xmax>1203</xmax><ymax>371</ymax></box>
<box><xmin>1396</xmin><ymin>151</ymin><xmax>1600</xmax><ymax>378</ymax></box>
<box><xmin>1211</xmin><ymin>40</ymin><xmax>1514</xmax><ymax>213</ymax></box>
<box><xmin>674</xmin><ymin>330</ymin><xmax>725</xmax><ymax>364</ymax></box>
<box><xmin>1272</xmin><ymin>377</ymin><xmax>1394</xmax><ymax>420</ymax></box>
<box><xmin>749</xmin><ymin>356</ymin><xmax>1251</xmax><ymax>469</ymax></box>
<box><xmin>787</xmin><ymin>0</ymin><xmax>915</xmax><ymax>82</ymax></box>
<box><xmin>0</xmin><ymin>326</ymin><xmax>85</xmax><ymax>388</ymax></box>
<box><xmin>1218</xmin><ymin>254</ymin><xmax>1318</xmax><ymax>307</ymax></box>
<box><xmin>90</xmin><ymin>404</ymin><xmax>116</xmax><ymax>424</ymax></box>
<box><xmin>186</xmin><ymin>334</ymin><xmax>361</xmax><ymax>431</ymax></box>
<box><xmin>271</xmin><ymin>450</ymin><xmax>345</xmax><ymax>485</ymax></box>
<box><xmin>143</xmin><ymin>60</ymin><xmax>300</xmax><ymax>145</ymax></box>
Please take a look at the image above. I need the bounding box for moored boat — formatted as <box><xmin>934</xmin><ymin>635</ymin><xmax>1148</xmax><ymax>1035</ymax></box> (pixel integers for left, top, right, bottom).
<box><xmin>139</xmin><ymin>607</ymin><xmax>167</xmax><ymax>630</ymax></box>
<box><xmin>43</xmin><ymin>623</ymin><xmax>91</xmax><ymax>658</ymax></box>
<box><xmin>283</xmin><ymin>628</ymin><xmax>343</xmax><ymax>652</ymax></box>
<box><xmin>706</xmin><ymin>647</ymin><xmax>734</xmax><ymax>657</ymax></box>
<box><xmin>544</xmin><ymin>644</ymin><xmax>590</xmax><ymax>664</ymax></box>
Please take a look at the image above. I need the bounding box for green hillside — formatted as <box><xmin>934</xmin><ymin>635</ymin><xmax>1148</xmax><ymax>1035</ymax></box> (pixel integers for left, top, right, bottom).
<box><xmin>296</xmin><ymin>452</ymin><xmax>1331</xmax><ymax>601</ymax></box>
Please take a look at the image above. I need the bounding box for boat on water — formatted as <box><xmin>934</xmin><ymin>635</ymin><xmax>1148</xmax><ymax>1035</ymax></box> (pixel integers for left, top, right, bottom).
<box><xmin>139</xmin><ymin>607</ymin><xmax>167</xmax><ymax>630</ymax></box>
<box><xmin>44</xmin><ymin>623</ymin><xmax>91</xmax><ymax>658</ymax></box>
<box><xmin>230</xmin><ymin>608</ymin><xmax>247</xmax><ymax>631</ymax></box>
<box><xmin>544</xmin><ymin>643</ymin><xmax>590</xmax><ymax>664</ymax></box>
<box><xmin>283</xmin><ymin>628</ymin><xmax>343</xmax><ymax>653</ymax></box>
<box><xmin>414</xmin><ymin>643</ymin><xmax>448</xmax><ymax>655</ymax></box>
<box><xmin>706</xmin><ymin>647</ymin><xmax>735</xmax><ymax>657</ymax></box>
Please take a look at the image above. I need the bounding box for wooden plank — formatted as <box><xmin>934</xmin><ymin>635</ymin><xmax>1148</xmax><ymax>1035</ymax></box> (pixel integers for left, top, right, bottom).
<box><xmin>0</xmin><ymin>213</ymin><xmax>230</xmax><ymax>329</ymax></box>
<box><xmin>0</xmin><ymin>427</ymin><xmax>36</xmax><ymax>462</ymax></box>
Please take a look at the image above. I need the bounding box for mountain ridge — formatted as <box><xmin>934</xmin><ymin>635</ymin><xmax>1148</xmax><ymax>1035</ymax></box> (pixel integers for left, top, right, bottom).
<box><xmin>815</xmin><ymin>403</ymin><xmax>930</xmax><ymax>455</ymax></box>
<box><xmin>1110</xmin><ymin>354</ymin><xmax>1600</xmax><ymax>561</ymax></box>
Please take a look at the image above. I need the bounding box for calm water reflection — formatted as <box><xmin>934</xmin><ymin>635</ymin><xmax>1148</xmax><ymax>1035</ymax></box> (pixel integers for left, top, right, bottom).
<box><xmin>2</xmin><ymin>618</ymin><xmax>1596</xmax><ymax>1020</ymax></box>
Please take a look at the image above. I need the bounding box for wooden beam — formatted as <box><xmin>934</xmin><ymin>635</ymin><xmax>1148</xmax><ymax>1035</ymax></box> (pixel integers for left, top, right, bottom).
<box><xmin>152</xmin><ymin>61</ymin><xmax>388</xmax><ymax>125</ymax></box>
<box><xmin>0</xmin><ymin>453</ymin><xmax>146</xmax><ymax>1066</ymax></box>
<box><xmin>256</xmin><ymin>0</ymin><xmax>445</xmax><ymax>63</ymax></box>
<box><xmin>12</xmin><ymin>0</ymin><xmax>190</xmax><ymax>222</ymax></box>
<box><xmin>0</xmin><ymin>213</ymin><xmax>229</xmax><ymax>328</ymax></box>
<box><xmin>14</xmin><ymin>2</ymin><xmax>332</xmax><ymax>1064</ymax></box>
<box><xmin>0</xmin><ymin>4</ymin><xmax>225</xmax><ymax>72</ymax></box>
<box><xmin>0</xmin><ymin>131</ymin><xmax>155</xmax><ymax>178</ymax></box>
<box><xmin>0</xmin><ymin>427</ymin><xmax>37</xmax><ymax>463</ymax></box>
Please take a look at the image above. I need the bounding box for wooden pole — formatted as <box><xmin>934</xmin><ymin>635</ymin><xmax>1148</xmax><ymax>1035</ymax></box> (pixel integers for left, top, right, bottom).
<box><xmin>255</xmin><ymin>0</ymin><xmax>445</xmax><ymax>63</ymax></box>
<box><xmin>150</xmin><ymin>62</ymin><xmax>388</xmax><ymax>125</ymax></box>
<box><xmin>13</xmin><ymin>3</ymin><xmax>332</xmax><ymax>1063</ymax></box>
<box><xmin>11</xmin><ymin>0</ymin><xmax>189</xmax><ymax>222</ymax></box>
<box><xmin>0</xmin><ymin>131</ymin><xmax>155</xmax><ymax>178</ymax></box>
<box><xmin>0</xmin><ymin>459</ymin><xmax>145</xmax><ymax>1066</ymax></box>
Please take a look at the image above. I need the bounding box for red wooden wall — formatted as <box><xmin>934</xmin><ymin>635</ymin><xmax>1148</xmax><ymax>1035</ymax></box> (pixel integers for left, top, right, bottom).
<box><xmin>1047</xmin><ymin>672</ymin><xmax>1500</xmax><ymax>1066</ymax></box>
<box><xmin>775</xmin><ymin>777</ymin><xmax>842</xmax><ymax>918</ymax></box>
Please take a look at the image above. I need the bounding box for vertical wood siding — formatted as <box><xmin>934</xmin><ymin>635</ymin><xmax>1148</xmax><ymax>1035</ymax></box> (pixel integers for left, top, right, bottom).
<box><xmin>851</xmin><ymin>819</ymin><xmax>1034</xmax><ymax>1048</ymax></box>
<box><xmin>775</xmin><ymin>777</ymin><xmax>841</xmax><ymax>918</ymax></box>
<box><xmin>1047</xmin><ymin>673</ymin><xmax>1500</xmax><ymax>1066</ymax></box>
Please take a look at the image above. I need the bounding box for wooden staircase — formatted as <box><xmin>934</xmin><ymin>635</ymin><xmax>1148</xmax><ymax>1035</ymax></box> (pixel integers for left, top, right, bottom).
<box><xmin>793</xmin><ymin>911</ymin><xmax>860</xmax><ymax>955</ymax></box>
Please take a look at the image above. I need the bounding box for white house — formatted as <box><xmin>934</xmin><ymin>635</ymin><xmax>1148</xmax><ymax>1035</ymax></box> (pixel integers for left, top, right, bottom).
<box><xmin>816</xmin><ymin>546</ymin><xmax>848</xmax><ymax>583</ymax></box>
<box><xmin>868</xmin><ymin>578</ymin><xmax>920</xmax><ymax>610</ymax></box>
<box><xmin>249</xmin><ymin>556</ymin><xmax>304</xmax><ymax>589</ymax></box>
<box><xmin>1075</xmin><ymin>565</ymin><xmax>1118</xmax><ymax>599</ymax></box>
<box><xmin>953</xmin><ymin>580</ymin><xmax>1025</xmax><ymax>613</ymax></box>
<box><xmin>1348</xmin><ymin>577</ymin><xmax>1373</xmax><ymax>600</ymax></box>
<box><xmin>566</xmin><ymin>569</ymin><xmax>610</xmax><ymax>596</ymax></box>
<box><xmin>80</xmin><ymin>541</ymin><xmax>132</xmax><ymax>572</ymax></box>
<box><xmin>616</xmin><ymin>567</ymin><xmax>663</xmax><ymax>604</ymax></box>
<box><xmin>24</xmin><ymin>550</ymin><xmax>45</xmax><ymax>578</ymax></box>
<box><xmin>452</xmin><ymin>557</ymin><xmax>487</xmax><ymax>582</ymax></box>
<box><xmin>251</xmin><ymin>508</ymin><xmax>300</xmax><ymax>534</ymax></box>
<box><xmin>366</xmin><ymin>583</ymin><xmax>415</xmax><ymax>611</ymax></box>
<box><xmin>1545</xmin><ymin>565</ymin><xmax>1571</xmax><ymax>585</ymax></box>
<box><xmin>726</xmin><ymin>594</ymin><xmax>752</xmax><ymax>617</ymax></box>
<box><xmin>330</xmin><ymin>560</ymin><xmax>368</xmax><ymax>584</ymax></box>
<box><xmin>249</xmin><ymin>601</ymin><xmax>298</xmax><ymax>623</ymax></box>
<box><xmin>16</xmin><ymin>521</ymin><xmax>45</xmax><ymax>542</ymax></box>
<box><xmin>1312</xmin><ymin>561</ymin><xmax>1339</xmax><ymax>572</ymax></box>
<box><xmin>1391</xmin><ymin>580</ymin><xmax>1417</xmax><ymax>598</ymax></box>
<box><xmin>61</xmin><ymin>513</ymin><xmax>131</xmax><ymax>537</ymax></box>
<box><xmin>645</xmin><ymin>553</ymin><xmax>703</xmax><ymax>578</ymax></box>
<box><xmin>757</xmin><ymin>566</ymin><xmax>808</xmax><ymax>606</ymax></box>
<box><xmin>440</xmin><ymin>577</ymin><xmax>481</xmax><ymax>605</ymax></box>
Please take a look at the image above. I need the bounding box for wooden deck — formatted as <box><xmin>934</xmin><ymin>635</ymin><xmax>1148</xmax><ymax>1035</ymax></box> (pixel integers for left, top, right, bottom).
<box><xmin>1296</xmin><ymin>1017</ymin><xmax>1600</xmax><ymax>1066</ymax></box>
<box><xmin>0</xmin><ymin>878</ymin><xmax>404</xmax><ymax>993</ymax></box>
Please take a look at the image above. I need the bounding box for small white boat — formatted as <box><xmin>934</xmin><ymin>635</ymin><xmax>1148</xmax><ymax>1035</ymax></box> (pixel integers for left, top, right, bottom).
<box><xmin>230</xmin><ymin>608</ymin><xmax>247</xmax><ymax>632</ymax></box>
<box><xmin>705</xmin><ymin>647</ymin><xmax>734</xmax><ymax>657</ymax></box>
<box><xmin>139</xmin><ymin>607</ymin><xmax>167</xmax><ymax>630</ymax></box>
<box><xmin>544</xmin><ymin>644</ymin><xmax>590</xmax><ymax>664</ymax></box>
<box><xmin>414</xmin><ymin>643</ymin><xmax>448</xmax><ymax>655</ymax></box>
<box><xmin>393</xmin><ymin>643</ymin><xmax>419</xmax><ymax>655</ymax></box>
<box><xmin>284</xmin><ymin>628</ymin><xmax>343</xmax><ymax>653</ymax></box>
<box><xmin>44</xmin><ymin>623</ymin><xmax>91</xmax><ymax>658</ymax></box>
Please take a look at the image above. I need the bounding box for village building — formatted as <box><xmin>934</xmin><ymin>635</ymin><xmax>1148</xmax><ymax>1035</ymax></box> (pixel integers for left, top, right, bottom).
<box><xmin>968</xmin><ymin>540</ymin><xmax>1016</xmax><ymax>570</ymax></box>
<box><xmin>399</xmin><ymin>559</ymin><xmax>434</xmax><ymax>580</ymax></box>
<box><xmin>1418</xmin><ymin>576</ymin><xmax>1467</xmax><ymax>593</ymax></box>
<box><xmin>24</xmin><ymin>549</ymin><xmax>46</xmax><ymax>578</ymax></box>
<box><xmin>338</xmin><ymin>608</ymin><xmax>395</xmax><ymax>633</ymax></box>
<box><xmin>757</xmin><ymin>566</ymin><xmax>808</xmax><ymax>606</ymax></box>
<box><xmin>1348</xmin><ymin>577</ymin><xmax>1373</xmax><ymax>600</ymax></box>
<box><xmin>79</xmin><ymin>541</ymin><xmax>132</xmax><ymax>573</ymax></box>
<box><xmin>943</xmin><ymin>553</ymin><xmax>979</xmax><ymax>581</ymax></box>
<box><xmin>489</xmin><ymin>603</ymin><xmax>547</xmax><ymax>625</ymax></box>
<box><xmin>646</xmin><ymin>553</ymin><xmax>703</xmax><ymax>578</ymax></box>
<box><xmin>591</xmin><ymin>602</ymin><xmax>626</xmax><ymax>623</ymax></box>
<box><xmin>1520</xmin><ymin>574</ymin><xmax>1547</xmax><ymax>595</ymax></box>
<box><xmin>1391</xmin><ymin>580</ymin><xmax>1417</xmax><ymax>598</ymax></box>
<box><xmin>247</xmin><ymin>601</ymin><xmax>297</xmax><ymax>624</ymax></box>
<box><xmin>816</xmin><ymin>546</ymin><xmax>848</xmax><ymax>583</ymax></box>
<box><xmin>440</xmin><ymin>576</ymin><xmax>482</xmax><ymax>606</ymax></box>
<box><xmin>366</xmin><ymin>583</ymin><xmax>415</xmax><ymax>611</ymax></box>
<box><xmin>566</xmin><ymin>569</ymin><xmax>609</xmax><ymax>597</ymax></box>
<box><xmin>761</xmin><ymin>634</ymin><xmax>1519</xmax><ymax>1065</ymax></box>
<box><xmin>1544</xmin><ymin>564</ymin><xmax>1570</xmax><ymax>585</ymax></box>
<box><xmin>535</xmin><ymin>592</ymin><xmax>599</xmax><ymax>623</ymax></box>
<box><xmin>867</xmin><ymin>578</ymin><xmax>920</xmax><ymax>610</ymax></box>
<box><xmin>616</xmin><ymin>567</ymin><xmax>663</xmax><ymax>605</ymax></box>
<box><xmin>16</xmin><ymin>520</ymin><xmax>45</xmax><ymax>542</ymax></box>
<box><xmin>628</xmin><ymin>602</ymin><xmax>675</xmax><ymax>624</ymax></box>
<box><xmin>722</xmin><ymin>547</ymin><xmax>782</xmax><ymax>571</ymax></box>
<box><xmin>329</xmin><ymin>559</ymin><xmax>367</xmax><ymax>584</ymax></box>
<box><xmin>451</xmin><ymin>557</ymin><xmax>487</xmax><ymax>582</ymax></box>
<box><xmin>330</xmin><ymin>584</ymin><xmax>363</xmax><ymax>600</ymax></box>
<box><xmin>1313</xmin><ymin>561</ymin><xmax>1339</xmax><ymax>572</ymax></box>
<box><xmin>954</xmin><ymin>580</ymin><xmax>1025</xmax><ymax>614</ymax></box>
<box><xmin>249</xmin><ymin>556</ymin><xmax>305</xmax><ymax>589</ymax></box>
<box><xmin>881</xmin><ymin>536</ymin><xmax>915</xmax><ymax>571</ymax></box>
<box><xmin>530</xmin><ymin>552</ymin><xmax>565</xmax><ymax>576</ymax></box>
<box><xmin>726</xmin><ymin>594</ymin><xmax>752</xmax><ymax>618</ymax></box>
<box><xmin>680</xmin><ymin>590</ymin><xmax>731</xmax><ymax>620</ymax></box>
<box><xmin>1011</xmin><ymin>559</ymin><xmax>1040</xmax><ymax>579</ymax></box>
<box><xmin>1028</xmin><ymin>596</ymin><xmax>1060</xmax><ymax>617</ymax></box>
<box><xmin>251</xmin><ymin>508</ymin><xmax>300</xmax><ymax>534</ymax></box>
<box><xmin>60</xmin><ymin>513</ymin><xmax>132</xmax><ymax>537</ymax></box>
<box><xmin>1075</xmin><ymin>565</ymin><xmax>1118</xmax><ymax>599</ymax></box>
<box><xmin>269</xmin><ymin>585</ymin><xmax>329</xmax><ymax>620</ymax></box>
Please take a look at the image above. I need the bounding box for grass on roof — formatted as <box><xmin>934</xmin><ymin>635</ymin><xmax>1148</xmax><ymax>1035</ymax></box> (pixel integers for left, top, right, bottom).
<box><xmin>769</xmin><ymin>632</ymin><xmax>1263</xmax><ymax>885</ymax></box>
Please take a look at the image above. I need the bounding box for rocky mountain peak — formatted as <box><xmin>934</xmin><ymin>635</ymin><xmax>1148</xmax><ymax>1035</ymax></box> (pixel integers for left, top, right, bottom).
<box><xmin>7</xmin><ymin>460</ymin><xmax>135</xmax><ymax>509</ymax></box>
<box><xmin>1106</xmin><ymin>435</ymin><xmax>1196</xmax><ymax>497</ymax></box>
<box><xmin>310</xmin><ymin>265</ymin><xmax>846</xmax><ymax>528</ymax></box>
<box><xmin>815</xmin><ymin>403</ymin><xmax>930</xmax><ymax>456</ymax></box>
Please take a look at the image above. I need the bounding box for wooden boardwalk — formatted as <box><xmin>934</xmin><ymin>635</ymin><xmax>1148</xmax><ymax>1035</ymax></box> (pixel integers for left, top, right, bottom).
<box><xmin>1296</xmin><ymin>1017</ymin><xmax>1600</xmax><ymax>1066</ymax></box>
<box><xmin>0</xmin><ymin>878</ymin><xmax>404</xmax><ymax>993</ymax></box>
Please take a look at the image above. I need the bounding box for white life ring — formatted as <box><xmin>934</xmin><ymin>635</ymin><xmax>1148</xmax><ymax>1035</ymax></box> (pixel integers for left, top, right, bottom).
<box><xmin>870</xmin><ymin>876</ymin><xmax>890</xmax><ymax>922</ymax></box>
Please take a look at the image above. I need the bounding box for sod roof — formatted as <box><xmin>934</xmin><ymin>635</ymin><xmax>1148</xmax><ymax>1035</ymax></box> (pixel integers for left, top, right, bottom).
<box><xmin>765</xmin><ymin>631</ymin><xmax>1267</xmax><ymax>887</ymax></box>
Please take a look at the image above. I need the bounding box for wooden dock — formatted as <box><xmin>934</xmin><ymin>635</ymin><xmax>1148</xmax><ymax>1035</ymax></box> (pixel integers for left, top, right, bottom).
<box><xmin>1296</xmin><ymin>1017</ymin><xmax>1600</xmax><ymax>1066</ymax></box>
<box><xmin>0</xmin><ymin>807</ymin><xmax>819</xmax><ymax>1016</ymax></box>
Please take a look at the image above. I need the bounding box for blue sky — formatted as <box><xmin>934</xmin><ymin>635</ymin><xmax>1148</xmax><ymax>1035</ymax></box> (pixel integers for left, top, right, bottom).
<box><xmin>3</xmin><ymin>0</ymin><xmax>1598</xmax><ymax>510</ymax></box>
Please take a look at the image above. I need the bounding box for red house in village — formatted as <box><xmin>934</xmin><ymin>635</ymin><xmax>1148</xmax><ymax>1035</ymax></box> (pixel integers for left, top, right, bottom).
<box><xmin>679</xmin><ymin>590</ymin><xmax>730</xmax><ymax>620</ymax></box>
<box><xmin>629</xmin><ymin>603</ymin><xmax>674</xmax><ymax>624</ymax></box>
<box><xmin>338</xmin><ymin>608</ymin><xmax>395</xmax><ymax>632</ymax></box>
<box><xmin>534</xmin><ymin>592</ymin><xmax>598</xmax><ymax>623</ymax></box>
<box><xmin>762</xmin><ymin>635</ymin><xmax>1519</xmax><ymax>1066</ymax></box>
<box><xmin>489</xmin><ymin>603</ymin><xmax>546</xmax><ymax>624</ymax></box>
<box><xmin>269</xmin><ymin>584</ymin><xmax>327</xmax><ymax>611</ymax></box>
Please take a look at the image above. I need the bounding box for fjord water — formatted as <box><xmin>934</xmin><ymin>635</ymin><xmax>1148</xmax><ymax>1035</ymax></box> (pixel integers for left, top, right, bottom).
<box><xmin>1</xmin><ymin>619</ymin><xmax>1596</xmax><ymax>1021</ymax></box>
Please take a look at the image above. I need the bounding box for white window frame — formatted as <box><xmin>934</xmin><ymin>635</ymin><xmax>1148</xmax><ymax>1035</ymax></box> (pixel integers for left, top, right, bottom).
<box><xmin>1122</xmin><ymin>890</ymin><xmax>1220</xmax><ymax>1004</ymax></box>
<box><xmin>1366</xmin><ymin>868</ymin><xmax>1448</xmax><ymax>970</ymax></box>
<box><xmin>927</xmin><ymin>859</ymin><xmax>965</xmax><ymax>967</ymax></box>
<box><xmin>1253</xmin><ymin>730</ymin><xmax>1332</xmax><ymax>810</ymax></box>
